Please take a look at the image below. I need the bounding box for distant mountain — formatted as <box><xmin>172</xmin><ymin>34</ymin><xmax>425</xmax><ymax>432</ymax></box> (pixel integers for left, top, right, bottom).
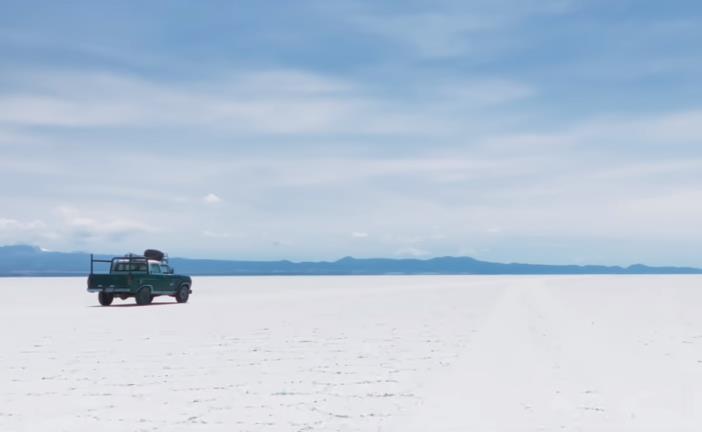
<box><xmin>0</xmin><ymin>244</ymin><xmax>700</xmax><ymax>276</ymax></box>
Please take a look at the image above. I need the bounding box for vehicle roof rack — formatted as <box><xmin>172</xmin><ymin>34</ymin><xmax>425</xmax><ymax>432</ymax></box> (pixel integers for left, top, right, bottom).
<box><xmin>89</xmin><ymin>252</ymin><xmax>168</xmax><ymax>274</ymax></box>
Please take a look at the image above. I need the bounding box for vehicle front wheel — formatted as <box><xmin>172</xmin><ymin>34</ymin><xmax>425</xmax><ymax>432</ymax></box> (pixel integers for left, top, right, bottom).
<box><xmin>98</xmin><ymin>292</ymin><xmax>114</xmax><ymax>306</ymax></box>
<box><xmin>175</xmin><ymin>285</ymin><xmax>190</xmax><ymax>303</ymax></box>
<box><xmin>135</xmin><ymin>287</ymin><xmax>152</xmax><ymax>305</ymax></box>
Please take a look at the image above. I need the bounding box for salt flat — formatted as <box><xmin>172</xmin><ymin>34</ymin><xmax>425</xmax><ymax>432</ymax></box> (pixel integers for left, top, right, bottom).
<box><xmin>1</xmin><ymin>276</ymin><xmax>702</xmax><ymax>431</ymax></box>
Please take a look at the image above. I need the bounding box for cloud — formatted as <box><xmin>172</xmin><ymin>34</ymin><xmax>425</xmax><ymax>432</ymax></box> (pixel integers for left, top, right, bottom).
<box><xmin>0</xmin><ymin>218</ymin><xmax>46</xmax><ymax>231</ymax></box>
<box><xmin>444</xmin><ymin>79</ymin><xmax>535</xmax><ymax>105</ymax></box>
<box><xmin>355</xmin><ymin>12</ymin><xmax>501</xmax><ymax>58</ymax></box>
<box><xmin>56</xmin><ymin>207</ymin><xmax>151</xmax><ymax>242</ymax></box>
<box><xmin>0</xmin><ymin>217</ymin><xmax>51</xmax><ymax>245</ymax></box>
<box><xmin>0</xmin><ymin>0</ymin><xmax>700</xmax><ymax>267</ymax></box>
<box><xmin>203</xmin><ymin>193</ymin><xmax>222</xmax><ymax>204</ymax></box>
<box><xmin>0</xmin><ymin>68</ymin><xmax>529</xmax><ymax>139</ymax></box>
<box><xmin>350</xmin><ymin>2</ymin><xmax>576</xmax><ymax>58</ymax></box>
<box><xmin>0</xmin><ymin>218</ymin><xmax>56</xmax><ymax>244</ymax></box>
<box><xmin>0</xmin><ymin>95</ymin><xmax>139</xmax><ymax>127</ymax></box>
<box><xmin>3</xmin><ymin>103</ymin><xmax>701</xmax><ymax>264</ymax></box>
<box><xmin>202</xmin><ymin>230</ymin><xmax>231</xmax><ymax>239</ymax></box>
<box><xmin>478</xmin><ymin>109</ymin><xmax>702</xmax><ymax>159</ymax></box>
<box><xmin>394</xmin><ymin>247</ymin><xmax>431</xmax><ymax>258</ymax></box>
<box><xmin>0</xmin><ymin>69</ymin><xmax>385</xmax><ymax>135</ymax></box>
<box><xmin>0</xmin><ymin>127</ymin><xmax>42</xmax><ymax>147</ymax></box>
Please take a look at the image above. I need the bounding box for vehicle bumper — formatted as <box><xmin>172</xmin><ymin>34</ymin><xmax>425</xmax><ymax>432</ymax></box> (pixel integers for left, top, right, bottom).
<box><xmin>87</xmin><ymin>287</ymin><xmax>133</xmax><ymax>293</ymax></box>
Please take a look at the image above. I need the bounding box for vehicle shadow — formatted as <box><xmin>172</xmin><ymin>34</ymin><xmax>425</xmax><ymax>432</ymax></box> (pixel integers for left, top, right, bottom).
<box><xmin>89</xmin><ymin>301</ymin><xmax>181</xmax><ymax>308</ymax></box>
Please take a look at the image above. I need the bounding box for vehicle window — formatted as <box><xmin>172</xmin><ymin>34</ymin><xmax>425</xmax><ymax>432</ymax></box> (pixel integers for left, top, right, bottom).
<box><xmin>160</xmin><ymin>265</ymin><xmax>170</xmax><ymax>274</ymax></box>
<box><xmin>111</xmin><ymin>261</ymin><xmax>147</xmax><ymax>273</ymax></box>
<box><xmin>150</xmin><ymin>263</ymin><xmax>162</xmax><ymax>274</ymax></box>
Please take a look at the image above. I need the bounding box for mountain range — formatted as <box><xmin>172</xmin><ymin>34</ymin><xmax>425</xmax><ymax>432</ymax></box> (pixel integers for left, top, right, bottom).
<box><xmin>1</xmin><ymin>245</ymin><xmax>700</xmax><ymax>276</ymax></box>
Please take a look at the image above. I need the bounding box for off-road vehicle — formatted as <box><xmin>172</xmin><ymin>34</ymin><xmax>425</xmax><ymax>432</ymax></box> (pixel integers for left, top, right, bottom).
<box><xmin>87</xmin><ymin>249</ymin><xmax>192</xmax><ymax>306</ymax></box>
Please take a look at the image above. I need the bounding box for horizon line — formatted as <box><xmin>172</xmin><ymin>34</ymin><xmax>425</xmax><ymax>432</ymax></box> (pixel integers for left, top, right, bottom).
<box><xmin>1</xmin><ymin>244</ymin><xmax>700</xmax><ymax>271</ymax></box>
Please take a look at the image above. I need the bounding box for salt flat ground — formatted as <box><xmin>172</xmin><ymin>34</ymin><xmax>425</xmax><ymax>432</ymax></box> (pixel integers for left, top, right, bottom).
<box><xmin>1</xmin><ymin>276</ymin><xmax>702</xmax><ymax>432</ymax></box>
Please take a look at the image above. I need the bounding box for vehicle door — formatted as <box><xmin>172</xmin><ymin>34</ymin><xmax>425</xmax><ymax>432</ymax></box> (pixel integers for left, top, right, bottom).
<box><xmin>148</xmin><ymin>262</ymin><xmax>167</xmax><ymax>293</ymax></box>
<box><xmin>161</xmin><ymin>264</ymin><xmax>177</xmax><ymax>294</ymax></box>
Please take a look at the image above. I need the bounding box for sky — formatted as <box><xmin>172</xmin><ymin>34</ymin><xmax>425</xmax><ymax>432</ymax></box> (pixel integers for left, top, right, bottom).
<box><xmin>1</xmin><ymin>0</ymin><xmax>702</xmax><ymax>265</ymax></box>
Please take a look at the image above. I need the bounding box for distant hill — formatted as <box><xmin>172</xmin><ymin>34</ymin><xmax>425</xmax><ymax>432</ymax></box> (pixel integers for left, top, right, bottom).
<box><xmin>0</xmin><ymin>244</ymin><xmax>700</xmax><ymax>276</ymax></box>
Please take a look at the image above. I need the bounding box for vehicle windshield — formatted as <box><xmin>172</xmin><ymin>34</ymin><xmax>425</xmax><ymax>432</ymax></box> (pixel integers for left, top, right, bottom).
<box><xmin>111</xmin><ymin>260</ymin><xmax>148</xmax><ymax>273</ymax></box>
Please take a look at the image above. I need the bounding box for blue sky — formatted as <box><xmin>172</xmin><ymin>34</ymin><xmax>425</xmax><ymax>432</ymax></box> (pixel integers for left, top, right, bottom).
<box><xmin>1</xmin><ymin>0</ymin><xmax>702</xmax><ymax>265</ymax></box>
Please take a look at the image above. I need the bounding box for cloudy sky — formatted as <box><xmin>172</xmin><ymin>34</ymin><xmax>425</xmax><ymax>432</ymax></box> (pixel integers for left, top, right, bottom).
<box><xmin>1</xmin><ymin>0</ymin><xmax>701</xmax><ymax>265</ymax></box>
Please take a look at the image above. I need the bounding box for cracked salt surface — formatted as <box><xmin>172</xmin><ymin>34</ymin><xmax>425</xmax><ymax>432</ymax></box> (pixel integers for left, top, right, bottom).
<box><xmin>2</xmin><ymin>275</ymin><xmax>702</xmax><ymax>431</ymax></box>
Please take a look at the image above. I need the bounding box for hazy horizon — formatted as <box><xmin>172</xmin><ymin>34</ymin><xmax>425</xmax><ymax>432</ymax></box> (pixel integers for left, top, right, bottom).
<box><xmin>2</xmin><ymin>1</ymin><xmax>702</xmax><ymax>266</ymax></box>
<box><xmin>3</xmin><ymin>243</ymin><xmax>702</xmax><ymax>272</ymax></box>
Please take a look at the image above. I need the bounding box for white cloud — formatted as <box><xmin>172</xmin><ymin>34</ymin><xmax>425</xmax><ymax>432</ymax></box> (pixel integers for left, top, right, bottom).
<box><xmin>0</xmin><ymin>70</ymin><xmax>384</xmax><ymax>135</ymax></box>
<box><xmin>203</xmin><ymin>193</ymin><xmax>222</xmax><ymax>204</ymax></box>
<box><xmin>0</xmin><ymin>68</ymin><xmax>487</xmax><ymax>137</ymax></box>
<box><xmin>355</xmin><ymin>12</ymin><xmax>500</xmax><ymax>58</ymax></box>
<box><xmin>0</xmin><ymin>218</ymin><xmax>46</xmax><ymax>231</ymax></box>
<box><xmin>1</xmin><ymin>67</ymin><xmax>701</xmax><ymax>264</ymax></box>
<box><xmin>394</xmin><ymin>247</ymin><xmax>431</xmax><ymax>258</ymax></box>
<box><xmin>0</xmin><ymin>218</ymin><xmax>55</xmax><ymax>248</ymax></box>
<box><xmin>56</xmin><ymin>206</ymin><xmax>152</xmax><ymax>242</ymax></box>
<box><xmin>202</xmin><ymin>230</ymin><xmax>231</xmax><ymax>239</ymax></box>
<box><xmin>350</xmin><ymin>3</ymin><xmax>576</xmax><ymax>58</ymax></box>
<box><xmin>0</xmin><ymin>127</ymin><xmax>42</xmax><ymax>146</ymax></box>
<box><xmin>478</xmin><ymin>109</ymin><xmax>702</xmax><ymax>159</ymax></box>
<box><xmin>0</xmin><ymin>95</ymin><xmax>140</xmax><ymax>127</ymax></box>
<box><xmin>444</xmin><ymin>79</ymin><xmax>535</xmax><ymax>105</ymax></box>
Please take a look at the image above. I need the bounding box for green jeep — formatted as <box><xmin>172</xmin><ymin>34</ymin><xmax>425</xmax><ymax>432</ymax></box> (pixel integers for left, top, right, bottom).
<box><xmin>87</xmin><ymin>249</ymin><xmax>192</xmax><ymax>306</ymax></box>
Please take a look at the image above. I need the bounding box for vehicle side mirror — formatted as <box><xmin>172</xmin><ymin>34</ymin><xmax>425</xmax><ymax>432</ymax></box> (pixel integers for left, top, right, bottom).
<box><xmin>169</xmin><ymin>268</ymin><xmax>175</xmax><ymax>274</ymax></box>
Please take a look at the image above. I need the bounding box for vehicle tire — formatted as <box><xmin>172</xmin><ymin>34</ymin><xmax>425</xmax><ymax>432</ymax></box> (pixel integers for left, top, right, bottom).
<box><xmin>135</xmin><ymin>287</ymin><xmax>153</xmax><ymax>305</ymax></box>
<box><xmin>175</xmin><ymin>285</ymin><xmax>190</xmax><ymax>303</ymax></box>
<box><xmin>98</xmin><ymin>292</ymin><xmax>114</xmax><ymax>306</ymax></box>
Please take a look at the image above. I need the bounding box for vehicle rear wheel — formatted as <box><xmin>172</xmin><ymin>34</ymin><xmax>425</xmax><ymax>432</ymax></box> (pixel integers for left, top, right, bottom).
<box><xmin>175</xmin><ymin>285</ymin><xmax>190</xmax><ymax>303</ymax></box>
<box><xmin>98</xmin><ymin>292</ymin><xmax>114</xmax><ymax>306</ymax></box>
<box><xmin>135</xmin><ymin>287</ymin><xmax>152</xmax><ymax>305</ymax></box>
